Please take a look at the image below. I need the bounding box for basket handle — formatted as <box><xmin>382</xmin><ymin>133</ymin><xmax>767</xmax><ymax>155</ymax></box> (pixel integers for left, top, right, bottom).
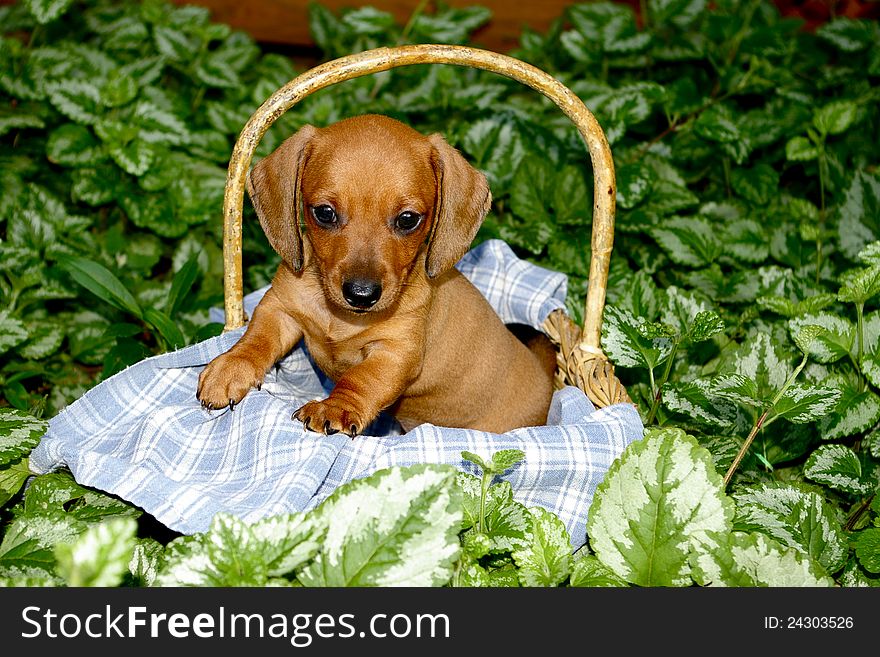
<box><xmin>222</xmin><ymin>44</ymin><xmax>615</xmax><ymax>357</ymax></box>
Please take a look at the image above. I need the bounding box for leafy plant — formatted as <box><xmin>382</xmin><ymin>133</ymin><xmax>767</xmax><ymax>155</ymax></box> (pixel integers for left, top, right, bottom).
<box><xmin>1</xmin><ymin>0</ymin><xmax>879</xmax><ymax>587</ymax></box>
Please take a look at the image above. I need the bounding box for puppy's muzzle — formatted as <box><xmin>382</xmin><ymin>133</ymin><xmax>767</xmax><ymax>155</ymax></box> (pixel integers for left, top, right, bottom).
<box><xmin>342</xmin><ymin>277</ymin><xmax>382</xmax><ymax>310</ymax></box>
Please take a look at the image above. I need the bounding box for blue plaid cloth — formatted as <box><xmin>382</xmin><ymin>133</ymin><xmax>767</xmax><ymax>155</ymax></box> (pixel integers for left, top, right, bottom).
<box><xmin>30</xmin><ymin>240</ymin><xmax>644</xmax><ymax>546</ymax></box>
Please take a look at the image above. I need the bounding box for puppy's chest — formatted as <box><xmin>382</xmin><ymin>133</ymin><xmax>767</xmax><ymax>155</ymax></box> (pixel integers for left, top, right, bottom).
<box><xmin>298</xmin><ymin>318</ymin><xmax>372</xmax><ymax>382</ymax></box>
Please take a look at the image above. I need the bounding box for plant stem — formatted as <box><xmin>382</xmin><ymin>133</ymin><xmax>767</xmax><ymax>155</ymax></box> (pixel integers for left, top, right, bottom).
<box><xmin>724</xmin><ymin>409</ymin><xmax>766</xmax><ymax>487</ymax></box>
<box><xmin>646</xmin><ymin>340</ymin><xmax>679</xmax><ymax>425</ymax></box>
<box><xmin>478</xmin><ymin>471</ymin><xmax>491</xmax><ymax>534</ymax></box>
<box><xmin>844</xmin><ymin>494</ymin><xmax>875</xmax><ymax>532</ymax></box>
<box><xmin>856</xmin><ymin>302</ymin><xmax>866</xmax><ymax>392</ymax></box>
<box><xmin>816</xmin><ymin>140</ymin><xmax>827</xmax><ymax>285</ymax></box>
<box><xmin>724</xmin><ymin>355</ymin><xmax>808</xmax><ymax>486</ymax></box>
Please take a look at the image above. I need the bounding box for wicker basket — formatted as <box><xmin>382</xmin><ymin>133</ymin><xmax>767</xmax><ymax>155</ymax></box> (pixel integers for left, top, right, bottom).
<box><xmin>220</xmin><ymin>44</ymin><xmax>631</xmax><ymax>409</ymax></box>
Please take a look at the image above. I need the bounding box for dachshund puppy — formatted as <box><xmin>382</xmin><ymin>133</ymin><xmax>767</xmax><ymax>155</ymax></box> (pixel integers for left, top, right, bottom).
<box><xmin>197</xmin><ymin>114</ymin><xmax>555</xmax><ymax>436</ymax></box>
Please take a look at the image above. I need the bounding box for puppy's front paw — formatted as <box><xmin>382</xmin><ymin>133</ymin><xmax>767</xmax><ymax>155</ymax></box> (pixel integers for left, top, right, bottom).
<box><xmin>197</xmin><ymin>353</ymin><xmax>264</xmax><ymax>410</ymax></box>
<box><xmin>294</xmin><ymin>399</ymin><xmax>369</xmax><ymax>437</ymax></box>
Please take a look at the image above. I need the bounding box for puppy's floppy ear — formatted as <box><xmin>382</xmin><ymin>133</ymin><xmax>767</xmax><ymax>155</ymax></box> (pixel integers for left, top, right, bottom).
<box><xmin>426</xmin><ymin>134</ymin><xmax>492</xmax><ymax>278</ymax></box>
<box><xmin>246</xmin><ymin>125</ymin><xmax>317</xmax><ymax>271</ymax></box>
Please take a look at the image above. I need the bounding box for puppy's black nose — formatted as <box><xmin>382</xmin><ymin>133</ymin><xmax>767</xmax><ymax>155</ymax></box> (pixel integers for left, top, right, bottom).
<box><xmin>342</xmin><ymin>278</ymin><xmax>382</xmax><ymax>309</ymax></box>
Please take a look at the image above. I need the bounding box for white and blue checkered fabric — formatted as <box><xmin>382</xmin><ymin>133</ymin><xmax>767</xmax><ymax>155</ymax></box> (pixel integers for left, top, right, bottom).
<box><xmin>30</xmin><ymin>240</ymin><xmax>644</xmax><ymax>546</ymax></box>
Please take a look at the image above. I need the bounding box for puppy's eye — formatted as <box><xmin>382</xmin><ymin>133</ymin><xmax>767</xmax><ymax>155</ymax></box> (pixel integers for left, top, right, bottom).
<box><xmin>311</xmin><ymin>205</ymin><xmax>338</xmax><ymax>227</ymax></box>
<box><xmin>394</xmin><ymin>211</ymin><xmax>422</xmax><ymax>233</ymax></box>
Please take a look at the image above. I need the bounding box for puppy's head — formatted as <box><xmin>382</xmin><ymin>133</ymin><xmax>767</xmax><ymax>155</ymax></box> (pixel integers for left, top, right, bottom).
<box><xmin>246</xmin><ymin>114</ymin><xmax>491</xmax><ymax>314</ymax></box>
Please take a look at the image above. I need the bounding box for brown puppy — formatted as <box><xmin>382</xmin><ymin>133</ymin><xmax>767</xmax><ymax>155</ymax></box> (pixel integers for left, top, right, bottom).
<box><xmin>197</xmin><ymin>114</ymin><xmax>555</xmax><ymax>436</ymax></box>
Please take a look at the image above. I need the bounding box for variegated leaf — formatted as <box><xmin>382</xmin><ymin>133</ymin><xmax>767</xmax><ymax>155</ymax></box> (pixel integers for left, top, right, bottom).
<box><xmin>734</xmin><ymin>483</ymin><xmax>848</xmax><ymax>574</ymax></box>
<box><xmin>55</xmin><ymin>517</ymin><xmax>137</xmax><ymax>587</ymax></box>
<box><xmin>587</xmin><ymin>428</ymin><xmax>734</xmax><ymax>586</ymax></box>
<box><xmin>0</xmin><ymin>409</ymin><xmax>47</xmax><ymax>467</ymax></box>
<box><xmin>512</xmin><ymin>507</ymin><xmax>571</xmax><ymax>587</ymax></box>
<box><xmin>769</xmin><ymin>382</ymin><xmax>842</xmax><ymax>424</ymax></box>
<box><xmin>690</xmin><ymin>531</ymin><xmax>833</xmax><ymax>586</ymax></box>
<box><xmin>663</xmin><ymin>378</ymin><xmax>738</xmax><ymax>428</ymax></box>
<box><xmin>602</xmin><ymin>305</ymin><xmax>672</xmax><ymax>369</ymax></box>
<box><xmin>804</xmin><ymin>444</ymin><xmax>875</xmax><ymax>496</ymax></box>
<box><xmin>298</xmin><ymin>465</ymin><xmax>462</xmax><ymax>587</ymax></box>
<box><xmin>818</xmin><ymin>376</ymin><xmax>880</xmax><ymax>440</ymax></box>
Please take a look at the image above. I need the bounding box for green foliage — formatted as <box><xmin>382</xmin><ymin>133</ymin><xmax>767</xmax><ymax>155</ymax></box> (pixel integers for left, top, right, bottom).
<box><xmin>1</xmin><ymin>0</ymin><xmax>879</xmax><ymax>587</ymax></box>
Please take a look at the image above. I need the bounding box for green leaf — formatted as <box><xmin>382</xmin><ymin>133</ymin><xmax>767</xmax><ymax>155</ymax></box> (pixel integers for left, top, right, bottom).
<box><xmin>491</xmin><ymin>449</ymin><xmax>525</xmax><ymax>475</ymax></box>
<box><xmin>651</xmin><ymin>216</ymin><xmax>721</xmax><ymax>267</ymax></box>
<box><xmin>119</xmin><ymin>193</ymin><xmax>183</xmax><ymax>238</ymax></box>
<box><xmin>56</xmin><ymin>255</ymin><xmax>143</xmax><ymax>318</ymax></box>
<box><xmin>55</xmin><ymin>517</ymin><xmax>137</xmax><ymax>587</ymax></box>
<box><xmin>250</xmin><ymin>513</ymin><xmax>322</xmax><ymax>577</ymax></box>
<box><xmin>108</xmin><ymin>138</ymin><xmax>155</xmax><ymax>176</ymax></box>
<box><xmin>837</xmin><ymin>266</ymin><xmax>880</xmax><ymax>305</ymax></box>
<box><xmin>0</xmin><ymin>409</ymin><xmax>47</xmax><ymax>467</ymax></box>
<box><xmin>153</xmin><ymin>25</ymin><xmax>198</xmax><ymax>62</ymax></box>
<box><xmin>662</xmin><ymin>285</ymin><xmax>714</xmax><ymax>338</ymax></box>
<box><xmin>24</xmin><ymin>472</ymin><xmax>139</xmax><ymax>524</ymax></box>
<box><xmin>478</xmin><ymin>484</ymin><xmax>531</xmax><ymax>555</ymax></box>
<box><xmin>297</xmin><ymin>464</ymin><xmax>461</xmax><ymax>586</ymax></box>
<box><xmin>194</xmin><ymin>51</ymin><xmax>241</xmax><ymax>88</ymax></box>
<box><xmin>587</xmin><ymin>428</ymin><xmax>734</xmax><ymax>586</ymax></box>
<box><xmin>859</xmin><ymin>241</ymin><xmax>880</xmax><ymax>267</ymax></box>
<box><xmin>100</xmin><ymin>72</ymin><xmax>139</xmax><ymax>108</ymax></box>
<box><xmin>690</xmin><ymin>531</ymin><xmax>833</xmax><ymax>586</ymax></box>
<box><xmin>511</xmin><ymin>507</ymin><xmax>571</xmax><ymax>587</ymax></box>
<box><xmin>816</xmin><ymin>17</ymin><xmax>877</xmax><ymax>52</ymax></box>
<box><xmin>0</xmin><ymin>106</ymin><xmax>45</xmax><ymax>136</ymax></box>
<box><xmin>0</xmin><ymin>512</ymin><xmax>84</xmax><ymax>578</ymax></box>
<box><xmin>819</xmin><ymin>376</ymin><xmax>880</xmax><ymax>440</ymax></box>
<box><xmin>462</xmin><ymin>118</ymin><xmax>523</xmax><ymax>193</ymax></box>
<box><xmin>813</xmin><ymin>100</ymin><xmax>859</xmax><ymax>136</ymax></box>
<box><xmin>46</xmin><ymin>80</ymin><xmax>102</xmax><ymax>124</ymax></box>
<box><xmin>804</xmin><ymin>444</ymin><xmax>875</xmax><ymax>496</ymax></box>
<box><xmin>143</xmin><ymin>308</ymin><xmax>185</xmax><ymax>349</ymax></box>
<box><xmin>71</xmin><ymin>165</ymin><xmax>121</xmax><ymax>205</ymax></box>
<box><xmin>0</xmin><ymin>309</ymin><xmax>29</xmax><ymax>357</ymax></box>
<box><xmin>788</xmin><ymin>313</ymin><xmax>854</xmax><ymax>363</ymax></box>
<box><xmin>157</xmin><ymin>514</ymin><xmax>266</xmax><ymax>586</ymax></box>
<box><xmin>647</xmin><ymin>180</ymin><xmax>699</xmax><ymax>215</ymax></box>
<box><xmin>24</xmin><ymin>0</ymin><xmax>73</xmax><ymax>24</ymax></box>
<box><xmin>510</xmin><ymin>155</ymin><xmax>553</xmax><ymax>223</ymax></box>
<box><xmin>694</xmin><ymin>105</ymin><xmax>740</xmax><ymax>143</ymax></box>
<box><xmin>553</xmin><ymin>166</ymin><xmax>590</xmax><ymax>225</ymax></box>
<box><xmin>568</xmin><ymin>554</ymin><xmax>628</xmax><ymax>587</ymax></box>
<box><xmin>46</xmin><ymin>123</ymin><xmax>105</xmax><ymax>167</ymax></box>
<box><xmin>20</xmin><ymin>322</ymin><xmax>64</xmax><ymax>360</ymax></box>
<box><xmin>0</xmin><ymin>458</ymin><xmax>31</xmax><ymax>507</ymax></box>
<box><xmin>135</xmin><ymin>102</ymin><xmax>189</xmax><ymax>145</ymax></box>
<box><xmin>730</xmin><ymin>164</ymin><xmax>779</xmax><ymax>206</ymax></box>
<box><xmin>460</xmin><ymin>451</ymin><xmax>490</xmax><ymax>473</ymax></box>
<box><xmin>731</xmin><ymin>332</ymin><xmax>792</xmax><ymax>398</ymax></box>
<box><xmin>689</xmin><ymin>310</ymin><xmax>725</xmax><ymax>343</ymax></box>
<box><xmin>723</xmin><ymin>219</ymin><xmax>769</xmax><ymax>263</ymax></box>
<box><xmin>166</xmin><ymin>256</ymin><xmax>200</xmax><ymax>317</ymax></box>
<box><xmin>733</xmin><ymin>483</ymin><xmax>848</xmax><ymax>574</ymax></box>
<box><xmin>792</xmin><ymin>324</ymin><xmax>826</xmax><ymax>356</ymax></box>
<box><xmin>616</xmin><ymin>162</ymin><xmax>652</xmax><ymax>209</ymax></box>
<box><xmin>855</xmin><ymin>529</ymin><xmax>880</xmax><ymax>574</ymax></box>
<box><xmin>601</xmin><ymin>305</ymin><xmax>672</xmax><ymax>370</ymax></box>
<box><xmin>128</xmin><ymin>538</ymin><xmax>163</xmax><ymax>587</ymax></box>
<box><xmin>838</xmin><ymin>171</ymin><xmax>880</xmax><ymax>261</ymax></box>
<box><xmin>785</xmin><ymin>136</ymin><xmax>818</xmax><ymax>162</ymax></box>
<box><xmin>769</xmin><ymin>383</ymin><xmax>842</xmax><ymax>425</ymax></box>
<box><xmin>663</xmin><ymin>379</ymin><xmax>738</xmax><ymax>428</ymax></box>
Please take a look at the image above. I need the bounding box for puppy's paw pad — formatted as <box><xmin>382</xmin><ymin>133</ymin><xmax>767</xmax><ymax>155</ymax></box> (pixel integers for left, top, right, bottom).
<box><xmin>294</xmin><ymin>399</ymin><xmax>367</xmax><ymax>437</ymax></box>
<box><xmin>197</xmin><ymin>353</ymin><xmax>264</xmax><ymax>410</ymax></box>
